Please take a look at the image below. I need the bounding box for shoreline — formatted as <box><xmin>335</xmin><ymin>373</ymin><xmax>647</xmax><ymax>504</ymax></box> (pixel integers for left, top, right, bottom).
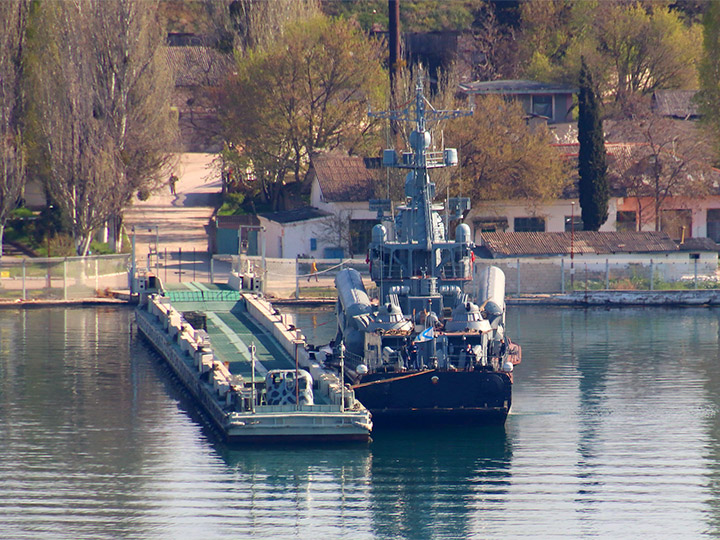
<box><xmin>3</xmin><ymin>289</ymin><xmax>720</xmax><ymax>309</ymax></box>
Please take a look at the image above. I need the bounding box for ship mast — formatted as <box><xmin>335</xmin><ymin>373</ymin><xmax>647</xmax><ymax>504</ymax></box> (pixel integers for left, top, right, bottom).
<box><xmin>369</xmin><ymin>76</ymin><xmax>472</xmax><ymax>272</ymax></box>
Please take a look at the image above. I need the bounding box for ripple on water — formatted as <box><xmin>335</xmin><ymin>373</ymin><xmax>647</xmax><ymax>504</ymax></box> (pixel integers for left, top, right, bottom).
<box><xmin>2</xmin><ymin>306</ymin><xmax>720</xmax><ymax>539</ymax></box>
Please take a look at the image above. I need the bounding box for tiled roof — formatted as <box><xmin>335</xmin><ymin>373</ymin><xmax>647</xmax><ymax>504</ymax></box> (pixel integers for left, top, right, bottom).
<box><xmin>311</xmin><ymin>153</ymin><xmax>376</xmax><ymax>202</ymax></box>
<box><xmin>163</xmin><ymin>46</ymin><xmax>234</xmax><ymax>87</ymax></box>
<box><xmin>459</xmin><ymin>79</ymin><xmax>578</xmax><ymax>95</ymax></box>
<box><xmin>652</xmin><ymin>90</ymin><xmax>699</xmax><ymax>118</ymax></box>
<box><xmin>259</xmin><ymin>206</ymin><xmax>331</xmax><ymax>224</ymax></box>
<box><xmin>478</xmin><ymin>231</ymin><xmax>680</xmax><ymax>257</ymax></box>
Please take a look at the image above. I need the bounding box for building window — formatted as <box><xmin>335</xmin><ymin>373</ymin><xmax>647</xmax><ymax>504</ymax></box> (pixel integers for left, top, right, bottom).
<box><xmin>708</xmin><ymin>209</ymin><xmax>720</xmax><ymax>242</ymax></box>
<box><xmin>350</xmin><ymin>219</ymin><xmax>376</xmax><ymax>256</ymax></box>
<box><xmin>531</xmin><ymin>95</ymin><xmax>553</xmax><ymax>119</ymax></box>
<box><xmin>564</xmin><ymin>215</ymin><xmax>583</xmax><ymax>232</ymax></box>
<box><xmin>616</xmin><ymin>211</ymin><xmax>637</xmax><ymax>232</ymax></box>
<box><xmin>310</xmin><ymin>238</ymin><xmax>317</xmax><ymax>251</ymax></box>
<box><xmin>473</xmin><ymin>218</ymin><xmax>508</xmax><ymax>235</ymax></box>
<box><xmin>514</xmin><ymin>217</ymin><xmax>545</xmax><ymax>232</ymax></box>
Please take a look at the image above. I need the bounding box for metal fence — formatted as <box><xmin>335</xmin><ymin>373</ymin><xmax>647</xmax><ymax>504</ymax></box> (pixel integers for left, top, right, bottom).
<box><xmin>15</xmin><ymin>251</ymin><xmax>705</xmax><ymax>301</ymax></box>
<box><xmin>482</xmin><ymin>257</ymin><xmax>720</xmax><ymax>295</ymax></box>
<box><xmin>216</xmin><ymin>255</ymin><xmax>373</xmax><ymax>299</ymax></box>
<box><xmin>209</xmin><ymin>255</ymin><xmax>720</xmax><ymax>298</ymax></box>
<box><xmin>0</xmin><ymin>254</ymin><xmax>130</xmax><ymax>301</ymax></box>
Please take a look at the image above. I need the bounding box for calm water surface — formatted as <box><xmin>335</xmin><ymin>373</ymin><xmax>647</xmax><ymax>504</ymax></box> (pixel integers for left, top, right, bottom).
<box><xmin>1</xmin><ymin>305</ymin><xmax>720</xmax><ymax>539</ymax></box>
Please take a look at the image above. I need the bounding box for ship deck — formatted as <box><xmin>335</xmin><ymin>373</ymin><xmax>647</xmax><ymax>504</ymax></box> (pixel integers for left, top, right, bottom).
<box><xmin>161</xmin><ymin>283</ymin><xmax>326</xmax><ymax>401</ymax></box>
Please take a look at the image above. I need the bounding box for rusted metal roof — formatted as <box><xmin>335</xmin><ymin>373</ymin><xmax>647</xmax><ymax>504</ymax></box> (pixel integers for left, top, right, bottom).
<box><xmin>478</xmin><ymin>231</ymin><xmax>680</xmax><ymax>257</ymax></box>
<box><xmin>311</xmin><ymin>152</ymin><xmax>377</xmax><ymax>202</ymax></box>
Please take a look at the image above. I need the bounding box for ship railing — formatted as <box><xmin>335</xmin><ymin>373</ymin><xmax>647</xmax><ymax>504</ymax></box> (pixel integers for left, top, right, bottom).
<box><xmin>165</xmin><ymin>290</ymin><xmax>241</xmax><ymax>303</ymax></box>
<box><xmin>248</xmin><ymin>404</ymin><xmax>342</xmax><ymax>413</ymax></box>
<box><xmin>343</xmin><ymin>349</ymin><xmax>365</xmax><ymax>369</ymax></box>
<box><xmin>424</xmin><ymin>151</ymin><xmax>446</xmax><ymax>168</ymax></box>
<box><xmin>444</xmin><ymin>351</ymin><xmax>494</xmax><ymax>370</ymax></box>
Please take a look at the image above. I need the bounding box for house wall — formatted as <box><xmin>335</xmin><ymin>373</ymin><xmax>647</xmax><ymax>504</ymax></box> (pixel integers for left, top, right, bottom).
<box><xmin>466</xmin><ymin>199</ymin><xmax>618</xmax><ymax>240</ymax></box>
<box><xmin>258</xmin><ymin>216</ymin><xmax>336</xmax><ymax>259</ymax></box>
<box><xmin>509</xmin><ymin>93</ymin><xmax>574</xmax><ymax>124</ymax></box>
<box><xmin>616</xmin><ymin>195</ymin><xmax>720</xmax><ymax>238</ymax></box>
<box><xmin>311</xmin><ymin>179</ymin><xmax>377</xmax><ymax>220</ymax></box>
<box><xmin>471</xmin><ymin>194</ymin><xmax>720</xmax><ymax>241</ymax></box>
<box><xmin>556</xmin><ymin>94</ymin><xmax>574</xmax><ymax>123</ymax></box>
<box><xmin>310</xmin><ymin>178</ymin><xmax>383</xmax><ymax>257</ymax></box>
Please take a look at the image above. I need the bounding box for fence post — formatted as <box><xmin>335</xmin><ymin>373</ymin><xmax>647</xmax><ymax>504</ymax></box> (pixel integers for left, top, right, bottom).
<box><xmin>517</xmin><ymin>258</ymin><xmax>521</xmax><ymax>295</ymax></box>
<box><xmin>63</xmin><ymin>257</ymin><xmax>68</xmax><ymax>300</ymax></box>
<box><xmin>210</xmin><ymin>255</ymin><xmax>214</xmax><ymax>284</ymax></box>
<box><xmin>295</xmin><ymin>257</ymin><xmax>300</xmax><ymax>300</ymax></box>
<box><xmin>22</xmin><ymin>258</ymin><xmax>26</xmax><ymax>300</ymax></box>
<box><xmin>605</xmin><ymin>258</ymin><xmax>609</xmax><ymax>290</ymax></box>
<box><xmin>650</xmin><ymin>259</ymin><xmax>654</xmax><ymax>291</ymax></box>
<box><xmin>561</xmin><ymin>258</ymin><xmax>565</xmax><ymax>294</ymax></box>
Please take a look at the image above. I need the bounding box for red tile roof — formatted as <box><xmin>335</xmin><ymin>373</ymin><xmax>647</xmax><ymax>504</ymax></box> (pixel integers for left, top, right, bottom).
<box><xmin>311</xmin><ymin>153</ymin><xmax>376</xmax><ymax>202</ymax></box>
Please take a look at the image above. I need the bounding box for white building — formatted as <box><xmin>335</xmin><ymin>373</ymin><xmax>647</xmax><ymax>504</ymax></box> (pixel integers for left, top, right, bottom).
<box><xmin>259</xmin><ymin>152</ymin><xmax>383</xmax><ymax>259</ymax></box>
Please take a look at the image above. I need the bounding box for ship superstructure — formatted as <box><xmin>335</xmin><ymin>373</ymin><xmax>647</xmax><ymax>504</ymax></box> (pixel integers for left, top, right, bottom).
<box><xmin>332</xmin><ymin>79</ymin><xmax>521</xmax><ymax>425</ymax></box>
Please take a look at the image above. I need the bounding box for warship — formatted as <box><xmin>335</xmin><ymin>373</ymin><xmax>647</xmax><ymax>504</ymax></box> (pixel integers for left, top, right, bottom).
<box><xmin>330</xmin><ymin>79</ymin><xmax>521</xmax><ymax>426</ymax></box>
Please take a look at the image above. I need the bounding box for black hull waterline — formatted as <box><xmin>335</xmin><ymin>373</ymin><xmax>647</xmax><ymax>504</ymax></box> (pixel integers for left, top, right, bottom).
<box><xmin>352</xmin><ymin>369</ymin><xmax>512</xmax><ymax>427</ymax></box>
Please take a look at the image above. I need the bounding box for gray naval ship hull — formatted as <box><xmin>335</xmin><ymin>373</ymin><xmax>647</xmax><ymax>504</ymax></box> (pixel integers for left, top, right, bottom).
<box><xmin>352</xmin><ymin>368</ymin><xmax>512</xmax><ymax>426</ymax></box>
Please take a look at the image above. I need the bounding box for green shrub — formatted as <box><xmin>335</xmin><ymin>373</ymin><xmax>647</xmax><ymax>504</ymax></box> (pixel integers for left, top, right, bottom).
<box><xmin>89</xmin><ymin>241</ymin><xmax>114</xmax><ymax>255</ymax></box>
<box><xmin>218</xmin><ymin>192</ymin><xmax>247</xmax><ymax>216</ymax></box>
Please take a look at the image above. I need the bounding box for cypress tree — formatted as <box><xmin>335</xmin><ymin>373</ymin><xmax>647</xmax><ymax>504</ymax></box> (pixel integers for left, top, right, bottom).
<box><xmin>577</xmin><ymin>57</ymin><xmax>609</xmax><ymax>231</ymax></box>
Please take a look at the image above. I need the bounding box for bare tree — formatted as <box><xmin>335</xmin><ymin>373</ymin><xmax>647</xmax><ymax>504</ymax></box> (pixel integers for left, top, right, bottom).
<box><xmin>316</xmin><ymin>210</ymin><xmax>352</xmax><ymax>257</ymax></box>
<box><xmin>609</xmin><ymin>113</ymin><xmax>713</xmax><ymax>232</ymax></box>
<box><xmin>0</xmin><ymin>0</ymin><xmax>30</xmax><ymax>259</ymax></box>
<box><xmin>28</xmin><ymin>0</ymin><xmax>178</xmax><ymax>255</ymax></box>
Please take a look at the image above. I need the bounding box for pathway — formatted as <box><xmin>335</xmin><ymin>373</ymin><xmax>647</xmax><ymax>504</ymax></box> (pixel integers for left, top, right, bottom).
<box><xmin>124</xmin><ymin>153</ymin><xmax>222</xmax><ymax>282</ymax></box>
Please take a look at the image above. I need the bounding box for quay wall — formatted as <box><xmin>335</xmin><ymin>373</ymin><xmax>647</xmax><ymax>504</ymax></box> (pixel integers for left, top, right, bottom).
<box><xmin>508</xmin><ymin>289</ymin><xmax>720</xmax><ymax>306</ymax></box>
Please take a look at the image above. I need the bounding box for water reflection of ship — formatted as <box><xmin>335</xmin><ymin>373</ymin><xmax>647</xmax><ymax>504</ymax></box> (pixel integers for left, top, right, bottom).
<box><xmin>368</xmin><ymin>426</ymin><xmax>512</xmax><ymax>539</ymax></box>
<box><xmin>217</xmin><ymin>426</ymin><xmax>512</xmax><ymax>540</ymax></box>
<box><xmin>329</xmin><ymin>79</ymin><xmax>521</xmax><ymax>426</ymax></box>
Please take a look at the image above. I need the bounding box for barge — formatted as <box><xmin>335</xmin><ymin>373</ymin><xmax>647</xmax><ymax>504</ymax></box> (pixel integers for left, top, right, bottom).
<box><xmin>135</xmin><ymin>283</ymin><xmax>372</xmax><ymax>443</ymax></box>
